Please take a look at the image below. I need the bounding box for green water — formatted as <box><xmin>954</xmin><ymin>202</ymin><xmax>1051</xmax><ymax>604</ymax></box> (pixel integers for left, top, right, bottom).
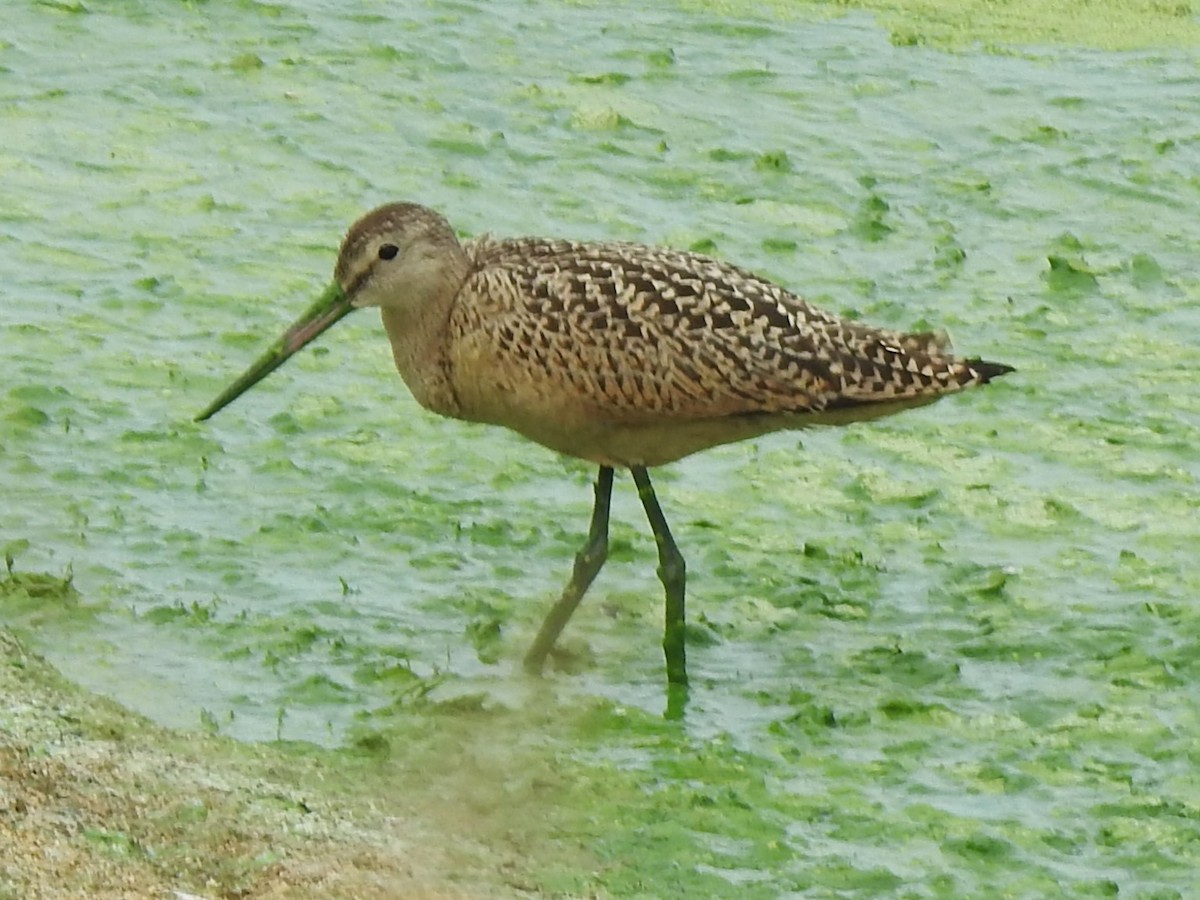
<box><xmin>3</xmin><ymin>0</ymin><xmax>1199</xmax><ymax>895</ymax></box>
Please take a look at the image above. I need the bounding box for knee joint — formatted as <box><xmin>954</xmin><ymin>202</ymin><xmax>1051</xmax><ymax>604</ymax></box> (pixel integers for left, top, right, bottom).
<box><xmin>658</xmin><ymin>544</ymin><xmax>686</xmax><ymax>587</ymax></box>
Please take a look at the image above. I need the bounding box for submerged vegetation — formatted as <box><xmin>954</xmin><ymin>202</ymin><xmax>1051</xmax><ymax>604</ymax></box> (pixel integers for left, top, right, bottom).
<box><xmin>2</xmin><ymin>0</ymin><xmax>1198</xmax><ymax>894</ymax></box>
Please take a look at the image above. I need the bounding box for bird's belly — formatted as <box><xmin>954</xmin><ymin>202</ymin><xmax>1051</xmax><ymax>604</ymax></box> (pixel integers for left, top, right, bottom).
<box><xmin>461</xmin><ymin>398</ymin><xmax>790</xmax><ymax>467</ymax></box>
<box><xmin>546</xmin><ymin>417</ymin><xmax>794</xmax><ymax>467</ymax></box>
<box><xmin>453</xmin><ymin>384</ymin><xmax>948</xmax><ymax>468</ymax></box>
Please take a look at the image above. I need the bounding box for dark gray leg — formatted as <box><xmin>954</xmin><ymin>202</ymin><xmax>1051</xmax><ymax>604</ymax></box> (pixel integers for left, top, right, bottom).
<box><xmin>630</xmin><ymin>466</ymin><xmax>688</xmax><ymax>687</ymax></box>
<box><xmin>523</xmin><ymin>466</ymin><xmax>613</xmax><ymax>674</ymax></box>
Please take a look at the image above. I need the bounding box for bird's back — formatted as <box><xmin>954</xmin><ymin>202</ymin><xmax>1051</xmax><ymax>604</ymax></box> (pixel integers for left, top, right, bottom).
<box><xmin>439</xmin><ymin>234</ymin><xmax>1011</xmax><ymax>466</ymax></box>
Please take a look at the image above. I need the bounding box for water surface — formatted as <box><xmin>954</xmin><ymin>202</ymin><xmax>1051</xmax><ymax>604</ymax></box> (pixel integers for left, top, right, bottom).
<box><xmin>3</xmin><ymin>1</ymin><xmax>1198</xmax><ymax>895</ymax></box>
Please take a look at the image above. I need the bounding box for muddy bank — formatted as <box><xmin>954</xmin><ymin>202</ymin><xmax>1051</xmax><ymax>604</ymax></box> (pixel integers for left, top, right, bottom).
<box><xmin>0</xmin><ymin>629</ymin><xmax>528</xmax><ymax>899</ymax></box>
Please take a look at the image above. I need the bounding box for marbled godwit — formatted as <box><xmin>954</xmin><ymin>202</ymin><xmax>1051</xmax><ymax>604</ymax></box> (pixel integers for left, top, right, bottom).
<box><xmin>197</xmin><ymin>202</ymin><xmax>1013</xmax><ymax>688</ymax></box>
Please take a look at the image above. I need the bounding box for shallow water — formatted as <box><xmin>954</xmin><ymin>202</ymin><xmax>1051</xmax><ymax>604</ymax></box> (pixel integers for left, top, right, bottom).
<box><xmin>4</xmin><ymin>1</ymin><xmax>1199</xmax><ymax>895</ymax></box>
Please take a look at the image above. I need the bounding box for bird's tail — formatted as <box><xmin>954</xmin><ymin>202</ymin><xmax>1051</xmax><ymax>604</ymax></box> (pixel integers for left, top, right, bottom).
<box><xmin>966</xmin><ymin>358</ymin><xmax>1016</xmax><ymax>383</ymax></box>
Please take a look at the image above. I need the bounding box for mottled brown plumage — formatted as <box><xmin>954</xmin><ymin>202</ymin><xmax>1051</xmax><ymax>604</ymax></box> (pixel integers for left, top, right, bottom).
<box><xmin>337</xmin><ymin>202</ymin><xmax>1011</xmax><ymax>468</ymax></box>
<box><xmin>199</xmin><ymin>201</ymin><xmax>1014</xmax><ymax>690</ymax></box>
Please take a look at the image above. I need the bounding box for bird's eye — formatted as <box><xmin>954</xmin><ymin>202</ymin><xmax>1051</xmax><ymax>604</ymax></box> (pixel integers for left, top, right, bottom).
<box><xmin>378</xmin><ymin>243</ymin><xmax>399</xmax><ymax>261</ymax></box>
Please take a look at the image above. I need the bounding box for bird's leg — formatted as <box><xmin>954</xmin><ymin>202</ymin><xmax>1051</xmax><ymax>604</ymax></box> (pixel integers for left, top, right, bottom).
<box><xmin>630</xmin><ymin>466</ymin><xmax>688</xmax><ymax>687</ymax></box>
<box><xmin>523</xmin><ymin>465</ymin><xmax>614</xmax><ymax>674</ymax></box>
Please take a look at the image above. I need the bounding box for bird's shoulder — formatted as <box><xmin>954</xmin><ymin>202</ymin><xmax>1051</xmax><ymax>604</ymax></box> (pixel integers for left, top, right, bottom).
<box><xmin>461</xmin><ymin>234</ymin><xmax>843</xmax><ymax>335</ymax></box>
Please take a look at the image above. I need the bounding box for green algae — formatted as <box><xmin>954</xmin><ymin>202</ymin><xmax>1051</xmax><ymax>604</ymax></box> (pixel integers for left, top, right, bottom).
<box><xmin>3</xmin><ymin>0</ymin><xmax>1200</xmax><ymax>894</ymax></box>
<box><xmin>688</xmin><ymin>0</ymin><xmax>1200</xmax><ymax>50</ymax></box>
<box><xmin>844</xmin><ymin>0</ymin><xmax>1200</xmax><ymax>50</ymax></box>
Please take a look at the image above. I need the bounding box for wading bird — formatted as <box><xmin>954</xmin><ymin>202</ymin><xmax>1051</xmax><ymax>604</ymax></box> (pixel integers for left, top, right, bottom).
<box><xmin>197</xmin><ymin>202</ymin><xmax>1012</xmax><ymax>689</ymax></box>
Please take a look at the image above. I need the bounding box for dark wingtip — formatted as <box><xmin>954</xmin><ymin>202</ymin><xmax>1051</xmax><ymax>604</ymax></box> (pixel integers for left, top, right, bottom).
<box><xmin>969</xmin><ymin>359</ymin><xmax>1016</xmax><ymax>383</ymax></box>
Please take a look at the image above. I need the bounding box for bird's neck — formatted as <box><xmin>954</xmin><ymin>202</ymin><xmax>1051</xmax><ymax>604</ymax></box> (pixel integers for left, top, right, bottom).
<box><xmin>379</xmin><ymin>256</ymin><xmax>468</xmax><ymax>419</ymax></box>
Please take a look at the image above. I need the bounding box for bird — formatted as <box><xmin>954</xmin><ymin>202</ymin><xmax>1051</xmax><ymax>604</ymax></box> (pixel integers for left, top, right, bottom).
<box><xmin>196</xmin><ymin>201</ymin><xmax>1013</xmax><ymax>689</ymax></box>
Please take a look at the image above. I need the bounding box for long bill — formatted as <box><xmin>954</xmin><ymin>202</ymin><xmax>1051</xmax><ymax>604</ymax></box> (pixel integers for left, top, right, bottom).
<box><xmin>195</xmin><ymin>281</ymin><xmax>356</xmax><ymax>422</ymax></box>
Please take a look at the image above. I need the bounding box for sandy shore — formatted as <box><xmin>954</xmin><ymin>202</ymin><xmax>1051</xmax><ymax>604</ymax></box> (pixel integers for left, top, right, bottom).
<box><xmin>0</xmin><ymin>628</ymin><xmax>528</xmax><ymax>899</ymax></box>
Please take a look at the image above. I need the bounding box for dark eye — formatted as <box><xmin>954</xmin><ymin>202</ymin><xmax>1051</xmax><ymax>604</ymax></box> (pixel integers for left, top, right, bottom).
<box><xmin>378</xmin><ymin>243</ymin><xmax>399</xmax><ymax>261</ymax></box>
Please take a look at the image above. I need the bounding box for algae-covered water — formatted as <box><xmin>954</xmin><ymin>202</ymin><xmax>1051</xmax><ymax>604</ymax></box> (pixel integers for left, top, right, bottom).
<box><xmin>4</xmin><ymin>0</ymin><xmax>1199</xmax><ymax>895</ymax></box>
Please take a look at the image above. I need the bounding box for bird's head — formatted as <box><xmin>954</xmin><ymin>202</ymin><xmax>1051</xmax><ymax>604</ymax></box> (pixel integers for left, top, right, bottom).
<box><xmin>194</xmin><ymin>202</ymin><xmax>460</xmax><ymax>422</ymax></box>
<box><xmin>335</xmin><ymin>202</ymin><xmax>460</xmax><ymax>312</ymax></box>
